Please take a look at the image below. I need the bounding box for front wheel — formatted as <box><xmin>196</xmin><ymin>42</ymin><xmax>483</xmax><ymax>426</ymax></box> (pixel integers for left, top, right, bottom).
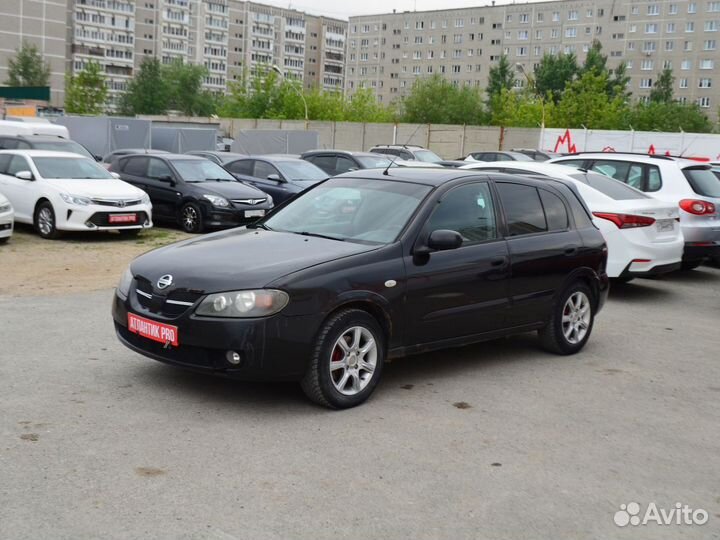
<box><xmin>539</xmin><ymin>282</ymin><xmax>595</xmax><ymax>355</ymax></box>
<box><xmin>34</xmin><ymin>201</ymin><xmax>61</xmax><ymax>239</ymax></box>
<box><xmin>179</xmin><ymin>202</ymin><xmax>204</xmax><ymax>233</ymax></box>
<box><xmin>301</xmin><ymin>309</ymin><xmax>385</xmax><ymax>409</ymax></box>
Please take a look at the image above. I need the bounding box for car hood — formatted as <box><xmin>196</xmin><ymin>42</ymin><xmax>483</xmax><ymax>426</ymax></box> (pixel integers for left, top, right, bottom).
<box><xmin>130</xmin><ymin>227</ymin><xmax>378</xmax><ymax>293</ymax></box>
<box><xmin>190</xmin><ymin>180</ymin><xmax>267</xmax><ymax>199</ymax></box>
<box><xmin>44</xmin><ymin>178</ymin><xmax>146</xmax><ymax>199</ymax></box>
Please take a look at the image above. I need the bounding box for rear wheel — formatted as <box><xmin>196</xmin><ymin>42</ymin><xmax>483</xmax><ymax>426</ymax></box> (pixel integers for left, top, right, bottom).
<box><xmin>0</xmin><ymin>237</ymin><xmax>8</xmax><ymax>245</ymax></box>
<box><xmin>539</xmin><ymin>282</ymin><xmax>595</xmax><ymax>355</ymax></box>
<box><xmin>118</xmin><ymin>229</ymin><xmax>141</xmax><ymax>237</ymax></box>
<box><xmin>612</xmin><ymin>276</ymin><xmax>635</xmax><ymax>284</ymax></box>
<box><xmin>301</xmin><ymin>309</ymin><xmax>385</xmax><ymax>409</ymax></box>
<box><xmin>34</xmin><ymin>202</ymin><xmax>61</xmax><ymax>239</ymax></box>
<box><xmin>680</xmin><ymin>260</ymin><xmax>702</xmax><ymax>271</ymax></box>
<box><xmin>179</xmin><ymin>202</ymin><xmax>204</xmax><ymax>234</ymax></box>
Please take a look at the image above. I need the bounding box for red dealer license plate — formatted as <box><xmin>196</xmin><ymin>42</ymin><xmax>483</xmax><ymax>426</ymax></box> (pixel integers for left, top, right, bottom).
<box><xmin>127</xmin><ymin>313</ymin><xmax>179</xmax><ymax>347</ymax></box>
<box><xmin>109</xmin><ymin>213</ymin><xmax>137</xmax><ymax>224</ymax></box>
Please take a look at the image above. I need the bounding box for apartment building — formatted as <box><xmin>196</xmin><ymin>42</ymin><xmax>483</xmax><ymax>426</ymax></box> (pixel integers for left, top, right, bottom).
<box><xmin>346</xmin><ymin>0</ymin><xmax>719</xmax><ymax>116</ymax></box>
<box><xmin>0</xmin><ymin>0</ymin><xmax>68</xmax><ymax>106</ymax></box>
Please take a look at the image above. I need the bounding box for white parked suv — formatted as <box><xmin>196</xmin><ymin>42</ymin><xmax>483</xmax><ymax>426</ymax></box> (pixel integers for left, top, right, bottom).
<box><xmin>550</xmin><ymin>153</ymin><xmax>720</xmax><ymax>269</ymax></box>
<box><xmin>460</xmin><ymin>161</ymin><xmax>684</xmax><ymax>280</ymax></box>
<box><xmin>0</xmin><ymin>191</ymin><xmax>13</xmax><ymax>243</ymax></box>
<box><xmin>0</xmin><ymin>150</ymin><xmax>153</xmax><ymax>239</ymax></box>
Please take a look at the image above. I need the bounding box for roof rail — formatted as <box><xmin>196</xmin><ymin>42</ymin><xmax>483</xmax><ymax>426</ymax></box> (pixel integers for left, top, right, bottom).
<box><xmin>562</xmin><ymin>151</ymin><xmax>678</xmax><ymax>161</ymax></box>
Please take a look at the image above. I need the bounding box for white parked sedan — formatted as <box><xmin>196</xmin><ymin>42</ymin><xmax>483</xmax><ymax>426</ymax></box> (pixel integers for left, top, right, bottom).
<box><xmin>0</xmin><ymin>150</ymin><xmax>153</xmax><ymax>239</ymax></box>
<box><xmin>0</xmin><ymin>191</ymin><xmax>13</xmax><ymax>243</ymax></box>
<box><xmin>460</xmin><ymin>161</ymin><xmax>684</xmax><ymax>280</ymax></box>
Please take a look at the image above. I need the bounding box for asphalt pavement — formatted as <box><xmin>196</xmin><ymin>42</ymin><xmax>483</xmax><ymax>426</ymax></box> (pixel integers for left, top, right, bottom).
<box><xmin>1</xmin><ymin>268</ymin><xmax>719</xmax><ymax>539</ymax></box>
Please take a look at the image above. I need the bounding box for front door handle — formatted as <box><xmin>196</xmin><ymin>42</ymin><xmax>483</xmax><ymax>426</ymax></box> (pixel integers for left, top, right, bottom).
<box><xmin>564</xmin><ymin>246</ymin><xmax>579</xmax><ymax>256</ymax></box>
<box><xmin>490</xmin><ymin>256</ymin><xmax>508</xmax><ymax>267</ymax></box>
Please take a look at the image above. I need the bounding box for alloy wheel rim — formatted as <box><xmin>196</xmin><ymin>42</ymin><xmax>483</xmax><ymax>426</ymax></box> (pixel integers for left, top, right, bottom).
<box><xmin>562</xmin><ymin>291</ymin><xmax>591</xmax><ymax>344</ymax></box>
<box><xmin>182</xmin><ymin>206</ymin><xmax>198</xmax><ymax>231</ymax></box>
<box><xmin>38</xmin><ymin>208</ymin><xmax>53</xmax><ymax>235</ymax></box>
<box><xmin>329</xmin><ymin>326</ymin><xmax>378</xmax><ymax>396</ymax></box>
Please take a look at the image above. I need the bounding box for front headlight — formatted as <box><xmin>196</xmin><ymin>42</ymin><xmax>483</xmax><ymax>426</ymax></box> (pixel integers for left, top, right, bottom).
<box><xmin>266</xmin><ymin>194</ymin><xmax>274</xmax><ymax>207</ymax></box>
<box><xmin>202</xmin><ymin>194</ymin><xmax>230</xmax><ymax>207</ymax></box>
<box><xmin>195</xmin><ymin>289</ymin><xmax>289</xmax><ymax>318</ymax></box>
<box><xmin>60</xmin><ymin>193</ymin><xmax>91</xmax><ymax>206</ymax></box>
<box><xmin>0</xmin><ymin>203</ymin><xmax>11</xmax><ymax>213</ymax></box>
<box><xmin>117</xmin><ymin>267</ymin><xmax>133</xmax><ymax>298</ymax></box>
<box><xmin>140</xmin><ymin>193</ymin><xmax>151</xmax><ymax>205</ymax></box>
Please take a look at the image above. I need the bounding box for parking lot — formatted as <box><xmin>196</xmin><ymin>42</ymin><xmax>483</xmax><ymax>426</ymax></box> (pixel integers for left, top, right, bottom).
<box><xmin>1</xmin><ymin>228</ymin><xmax>719</xmax><ymax>539</ymax></box>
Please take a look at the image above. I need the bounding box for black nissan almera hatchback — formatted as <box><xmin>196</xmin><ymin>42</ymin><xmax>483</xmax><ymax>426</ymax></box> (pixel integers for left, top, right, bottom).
<box><xmin>113</xmin><ymin>169</ymin><xmax>609</xmax><ymax>408</ymax></box>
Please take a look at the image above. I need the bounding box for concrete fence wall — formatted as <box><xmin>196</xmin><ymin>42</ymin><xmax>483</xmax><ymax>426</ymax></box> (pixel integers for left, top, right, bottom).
<box><xmin>139</xmin><ymin>115</ymin><xmax>541</xmax><ymax>159</ymax></box>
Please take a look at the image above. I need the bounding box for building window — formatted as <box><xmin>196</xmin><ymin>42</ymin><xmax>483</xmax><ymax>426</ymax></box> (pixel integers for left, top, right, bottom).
<box><xmin>705</xmin><ymin>20</ymin><xmax>718</xmax><ymax>31</ymax></box>
<box><xmin>699</xmin><ymin>77</ymin><xmax>712</xmax><ymax>87</ymax></box>
<box><xmin>697</xmin><ymin>96</ymin><xmax>710</xmax><ymax>107</ymax></box>
<box><xmin>648</xmin><ymin>4</ymin><xmax>660</xmax><ymax>15</ymax></box>
<box><xmin>552</xmin><ymin>11</ymin><xmax>560</xmax><ymax>21</ymax></box>
<box><xmin>681</xmin><ymin>59</ymin><xmax>691</xmax><ymax>69</ymax></box>
<box><xmin>665</xmin><ymin>40</ymin><xmax>675</xmax><ymax>50</ymax></box>
<box><xmin>710</xmin><ymin>1</ymin><xmax>720</xmax><ymax>11</ymax></box>
<box><xmin>646</xmin><ymin>23</ymin><xmax>658</xmax><ymax>33</ymax></box>
<box><xmin>639</xmin><ymin>78</ymin><xmax>653</xmax><ymax>88</ymax></box>
<box><xmin>704</xmin><ymin>39</ymin><xmax>717</xmax><ymax>49</ymax></box>
<box><xmin>568</xmin><ymin>10</ymin><xmax>578</xmax><ymax>20</ymax></box>
<box><xmin>700</xmin><ymin>59</ymin><xmax>715</xmax><ymax>68</ymax></box>
<box><xmin>641</xmin><ymin>59</ymin><xmax>654</xmax><ymax>70</ymax></box>
<box><xmin>688</xmin><ymin>2</ymin><xmax>697</xmax><ymax>12</ymax></box>
<box><xmin>667</xmin><ymin>23</ymin><xmax>676</xmax><ymax>33</ymax></box>
<box><xmin>518</xmin><ymin>30</ymin><xmax>528</xmax><ymax>40</ymax></box>
<box><xmin>669</xmin><ymin>4</ymin><xmax>678</xmax><ymax>14</ymax></box>
<box><xmin>679</xmin><ymin>78</ymin><xmax>689</xmax><ymax>88</ymax></box>
<box><xmin>686</xmin><ymin>22</ymin><xmax>695</xmax><ymax>32</ymax></box>
<box><xmin>519</xmin><ymin>13</ymin><xmax>529</xmax><ymax>23</ymax></box>
<box><xmin>566</xmin><ymin>27</ymin><xmax>577</xmax><ymax>37</ymax></box>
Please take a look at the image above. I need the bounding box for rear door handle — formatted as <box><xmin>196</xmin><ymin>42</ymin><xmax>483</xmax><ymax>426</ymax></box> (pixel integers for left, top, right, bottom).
<box><xmin>564</xmin><ymin>246</ymin><xmax>579</xmax><ymax>256</ymax></box>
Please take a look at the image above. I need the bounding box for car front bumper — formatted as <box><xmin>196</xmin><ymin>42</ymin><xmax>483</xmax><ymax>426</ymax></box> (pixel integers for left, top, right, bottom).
<box><xmin>112</xmin><ymin>291</ymin><xmax>319</xmax><ymax>381</ymax></box>
<box><xmin>202</xmin><ymin>205</ymin><xmax>272</xmax><ymax>229</ymax></box>
<box><xmin>0</xmin><ymin>209</ymin><xmax>13</xmax><ymax>239</ymax></box>
<box><xmin>57</xmin><ymin>204</ymin><xmax>153</xmax><ymax>231</ymax></box>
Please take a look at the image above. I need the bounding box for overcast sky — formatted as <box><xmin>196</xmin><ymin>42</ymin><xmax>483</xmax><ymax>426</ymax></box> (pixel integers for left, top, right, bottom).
<box><xmin>261</xmin><ymin>0</ymin><xmax>531</xmax><ymax>19</ymax></box>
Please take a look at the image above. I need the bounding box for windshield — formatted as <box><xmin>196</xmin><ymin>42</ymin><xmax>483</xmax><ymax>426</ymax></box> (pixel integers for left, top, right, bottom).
<box><xmin>263</xmin><ymin>177</ymin><xmax>432</xmax><ymax>244</ymax></box>
<box><xmin>356</xmin><ymin>155</ymin><xmax>393</xmax><ymax>169</ymax></box>
<box><xmin>413</xmin><ymin>150</ymin><xmax>443</xmax><ymax>163</ymax></box>
<box><xmin>276</xmin><ymin>161</ymin><xmax>328</xmax><ymax>181</ymax></box>
<box><xmin>570</xmin><ymin>172</ymin><xmax>649</xmax><ymax>200</ymax></box>
<box><xmin>683</xmin><ymin>167</ymin><xmax>720</xmax><ymax>198</ymax></box>
<box><xmin>172</xmin><ymin>160</ymin><xmax>236</xmax><ymax>182</ymax></box>
<box><xmin>32</xmin><ymin>157</ymin><xmax>113</xmax><ymax>179</ymax></box>
<box><xmin>31</xmin><ymin>140</ymin><xmax>94</xmax><ymax>159</ymax></box>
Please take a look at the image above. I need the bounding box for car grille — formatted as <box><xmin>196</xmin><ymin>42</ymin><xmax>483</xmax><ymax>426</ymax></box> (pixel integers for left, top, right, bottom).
<box><xmin>231</xmin><ymin>198</ymin><xmax>267</xmax><ymax>206</ymax></box>
<box><xmin>91</xmin><ymin>198</ymin><xmax>144</xmax><ymax>207</ymax></box>
<box><xmin>87</xmin><ymin>211</ymin><xmax>149</xmax><ymax>227</ymax></box>
<box><xmin>135</xmin><ymin>277</ymin><xmax>204</xmax><ymax>317</ymax></box>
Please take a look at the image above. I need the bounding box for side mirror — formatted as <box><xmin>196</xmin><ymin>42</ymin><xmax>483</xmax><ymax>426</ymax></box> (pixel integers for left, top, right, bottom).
<box><xmin>15</xmin><ymin>170</ymin><xmax>33</xmax><ymax>181</ymax></box>
<box><xmin>158</xmin><ymin>175</ymin><xmax>175</xmax><ymax>184</ymax></box>
<box><xmin>427</xmin><ymin>229</ymin><xmax>463</xmax><ymax>251</ymax></box>
<box><xmin>94</xmin><ymin>155</ymin><xmax>103</xmax><ymax>162</ymax></box>
<box><xmin>110</xmin><ymin>172</ymin><xmax>120</xmax><ymax>179</ymax></box>
<box><xmin>267</xmin><ymin>173</ymin><xmax>282</xmax><ymax>182</ymax></box>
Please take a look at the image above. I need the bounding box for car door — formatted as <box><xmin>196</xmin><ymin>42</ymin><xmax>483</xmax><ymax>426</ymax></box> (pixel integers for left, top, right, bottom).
<box><xmin>247</xmin><ymin>160</ymin><xmax>292</xmax><ymax>201</ymax></box>
<box><xmin>305</xmin><ymin>154</ymin><xmax>337</xmax><ymax>175</ymax></box>
<box><xmin>495</xmin><ymin>181</ymin><xmax>583</xmax><ymax>326</ymax></box>
<box><xmin>335</xmin><ymin>156</ymin><xmax>359</xmax><ymax>174</ymax></box>
<box><xmin>0</xmin><ymin>154</ymin><xmax>36</xmax><ymax>221</ymax></box>
<box><xmin>144</xmin><ymin>158</ymin><xmax>181</xmax><ymax>218</ymax></box>
<box><xmin>404</xmin><ymin>181</ymin><xmax>511</xmax><ymax>345</ymax></box>
<box><xmin>117</xmin><ymin>156</ymin><xmax>149</xmax><ymax>190</ymax></box>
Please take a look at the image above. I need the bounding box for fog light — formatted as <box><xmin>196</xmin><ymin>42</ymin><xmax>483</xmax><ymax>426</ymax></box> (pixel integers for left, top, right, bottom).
<box><xmin>226</xmin><ymin>350</ymin><xmax>242</xmax><ymax>365</ymax></box>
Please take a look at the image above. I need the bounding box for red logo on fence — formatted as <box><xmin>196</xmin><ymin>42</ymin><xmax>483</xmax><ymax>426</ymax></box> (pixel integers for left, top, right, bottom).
<box><xmin>553</xmin><ymin>129</ymin><xmax>577</xmax><ymax>153</ymax></box>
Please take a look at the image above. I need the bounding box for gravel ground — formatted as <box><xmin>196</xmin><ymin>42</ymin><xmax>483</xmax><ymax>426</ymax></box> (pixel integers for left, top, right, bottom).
<box><xmin>0</xmin><ymin>242</ymin><xmax>719</xmax><ymax>539</ymax></box>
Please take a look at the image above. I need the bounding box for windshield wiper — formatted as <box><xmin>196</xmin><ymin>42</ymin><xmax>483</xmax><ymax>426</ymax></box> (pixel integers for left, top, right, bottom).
<box><xmin>296</xmin><ymin>231</ymin><xmax>345</xmax><ymax>242</ymax></box>
<box><xmin>206</xmin><ymin>178</ymin><xmax>231</xmax><ymax>182</ymax></box>
<box><xmin>248</xmin><ymin>222</ymin><xmax>272</xmax><ymax>231</ymax></box>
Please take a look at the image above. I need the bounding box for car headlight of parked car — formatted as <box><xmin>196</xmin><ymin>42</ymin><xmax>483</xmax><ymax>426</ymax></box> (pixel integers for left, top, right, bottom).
<box><xmin>195</xmin><ymin>289</ymin><xmax>289</xmax><ymax>318</ymax></box>
<box><xmin>117</xmin><ymin>267</ymin><xmax>133</xmax><ymax>298</ymax></box>
<box><xmin>0</xmin><ymin>203</ymin><xmax>11</xmax><ymax>213</ymax></box>
<box><xmin>202</xmin><ymin>194</ymin><xmax>230</xmax><ymax>208</ymax></box>
<box><xmin>60</xmin><ymin>193</ymin><xmax>92</xmax><ymax>206</ymax></box>
<box><xmin>140</xmin><ymin>193</ymin><xmax>151</xmax><ymax>205</ymax></box>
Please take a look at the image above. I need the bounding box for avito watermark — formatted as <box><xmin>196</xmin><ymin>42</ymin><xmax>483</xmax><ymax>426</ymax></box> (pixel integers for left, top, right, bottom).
<box><xmin>614</xmin><ymin>502</ymin><xmax>709</xmax><ymax>527</ymax></box>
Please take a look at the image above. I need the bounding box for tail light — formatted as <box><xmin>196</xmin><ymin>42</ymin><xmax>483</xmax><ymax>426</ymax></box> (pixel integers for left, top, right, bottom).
<box><xmin>592</xmin><ymin>212</ymin><xmax>656</xmax><ymax>229</ymax></box>
<box><xmin>679</xmin><ymin>199</ymin><xmax>716</xmax><ymax>215</ymax></box>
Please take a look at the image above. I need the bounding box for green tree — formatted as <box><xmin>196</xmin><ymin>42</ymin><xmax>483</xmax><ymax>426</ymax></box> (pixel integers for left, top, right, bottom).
<box><xmin>163</xmin><ymin>60</ymin><xmax>216</xmax><ymax>116</ymax></box>
<box><xmin>118</xmin><ymin>57</ymin><xmax>169</xmax><ymax>115</ymax></box>
<box><xmin>581</xmin><ymin>40</ymin><xmax>608</xmax><ymax>75</ymax></box>
<box><xmin>489</xmin><ymin>88</ymin><xmax>550</xmax><ymax>127</ymax></box>
<box><xmin>486</xmin><ymin>55</ymin><xmax>516</xmax><ymax>102</ymax></box>
<box><xmin>402</xmin><ymin>75</ymin><xmax>484</xmax><ymax>124</ymax></box>
<box><xmin>534</xmin><ymin>53</ymin><xmax>578</xmax><ymax>103</ymax></box>
<box><xmin>551</xmin><ymin>71</ymin><xmax>629</xmax><ymax>129</ymax></box>
<box><xmin>345</xmin><ymin>87</ymin><xmax>396</xmax><ymax>122</ymax></box>
<box><xmin>6</xmin><ymin>41</ymin><xmax>51</xmax><ymax>87</ymax></box>
<box><xmin>649</xmin><ymin>68</ymin><xmax>675</xmax><ymax>104</ymax></box>
<box><xmin>64</xmin><ymin>62</ymin><xmax>108</xmax><ymax>115</ymax></box>
<box><xmin>628</xmin><ymin>101</ymin><xmax>712</xmax><ymax>132</ymax></box>
<box><xmin>609</xmin><ymin>62</ymin><xmax>632</xmax><ymax>100</ymax></box>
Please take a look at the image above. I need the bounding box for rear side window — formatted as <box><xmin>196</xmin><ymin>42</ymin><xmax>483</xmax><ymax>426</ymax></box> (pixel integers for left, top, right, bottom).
<box><xmin>570</xmin><ymin>172</ymin><xmax>649</xmax><ymax>200</ymax></box>
<box><xmin>307</xmin><ymin>155</ymin><xmax>336</xmax><ymax>174</ymax></box>
<box><xmin>647</xmin><ymin>166</ymin><xmax>662</xmax><ymax>191</ymax></box>
<box><xmin>497</xmin><ymin>183</ymin><xmax>547</xmax><ymax>236</ymax></box>
<box><xmin>590</xmin><ymin>160</ymin><xmax>632</xmax><ymax>182</ymax></box>
<box><xmin>683</xmin><ymin>167</ymin><xmax>720</xmax><ymax>198</ymax></box>
<box><xmin>0</xmin><ymin>139</ymin><xmax>18</xmax><ymax>150</ymax></box>
<box><xmin>554</xmin><ymin>159</ymin><xmax>586</xmax><ymax>169</ymax></box>
<box><xmin>539</xmin><ymin>190</ymin><xmax>569</xmax><ymax>231</ymax></box>
<box><xmin>122</xmin><ymin>157</ymin><xmax>148</xmax><ymax>176</ymax></box>
<box><xmin>227</xmin><ymin>160</ymin><xmax>254</xmax><ymax>176</ymax></box>
<box><xmin>0</xmin><ymin>154</ymin><xmax>11</xmax><ymax>173</ymax></box>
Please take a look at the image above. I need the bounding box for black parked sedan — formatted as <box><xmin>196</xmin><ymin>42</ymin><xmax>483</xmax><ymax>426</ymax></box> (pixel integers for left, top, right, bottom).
<box><xmin>224</xmin><ymin>155</ymin><xmax>328</xmax><ymax>204</ymax></box>
<box><xmin>113</xmin><ymin>169</ymin><xmax>609</xmax><ymax>408</ymax></box>
<box><xmin>110</xmin><ymin>154</ymin><xmax>273</xmax><ymax>233</ymax></box>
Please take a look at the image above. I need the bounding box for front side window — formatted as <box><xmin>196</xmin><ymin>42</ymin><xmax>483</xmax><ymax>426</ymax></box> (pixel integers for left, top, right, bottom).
<box><xmin>275</xmin><ymin>161</ymin><xmax>328</xmax><ymax>181</ymax></box>
<box><xmin>497</xmin><ymin>183</ymin><xmax>548</xmax><ymax>236</ymax></box>
<box><xmin>413</xmin><ymin>150</ymin><xmax>443</xmax><ymax>163</ymax></box>
<box><xmin>227</xmin><ymin>159</ymin><xmax>254</xmax><ymax>176</ymax></box>
<box><xmin>6</xmin><ymin>155</ymin><xmax>30</xmax><ymax>176</ymax></box>
<box><xmin>254</xmin><ymin>161</ymin><xmax>279</xmax><ymax>179</ymax></box>
<box><xmin>148</xmin><ymin>159</ymin><xmax>173</xmax><ymax>180</ymax></box>
<box><xmin>424</xmin><ymin>183</ymin><xmax>497</xmax><ymax>244</ymax></box>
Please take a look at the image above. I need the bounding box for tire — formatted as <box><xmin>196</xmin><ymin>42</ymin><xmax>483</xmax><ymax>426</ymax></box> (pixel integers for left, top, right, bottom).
<box><xmin>301</xmin><ymin>308</ymin><xmax>385</xmax><ymax>409</ymax></box>
<box><xmin>179</xmin><ymin>202</ymin><xmax>204</xmax><ymax>234</ymax></box>
<box><xmin>118</xmin><ymin>228</ymin><xmax>141</xmax><ymax>237</ymax></box>
<box><xmin>680</xmin><ymin>260</ymin><xmax>702</xmax><ymax>271</ymax></box>
<box><xmin>34</xmin><ymin>201</ymin><xmax>61</xmax><ymax>239</ymax></box>
<box><xmin>612</xmin><ymin>276</ymin><xmax>635</xmax><ymax>284</ymax></box>
<box><xmin>539</xmin><ymin>282</ymin><xmax>595</xmax><ymax>355</ymax></box>
<box><xmin>0</xmin><ymin>237</ymin><xmax>8</xmax><ymax>245</ymax></box>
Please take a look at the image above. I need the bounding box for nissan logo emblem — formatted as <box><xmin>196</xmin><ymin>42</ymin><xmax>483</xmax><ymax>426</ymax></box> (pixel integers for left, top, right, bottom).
<box><xmin>157</xmin><ymin>274</ymin><xmax>173</xmax><ymax>289</ymax></box>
